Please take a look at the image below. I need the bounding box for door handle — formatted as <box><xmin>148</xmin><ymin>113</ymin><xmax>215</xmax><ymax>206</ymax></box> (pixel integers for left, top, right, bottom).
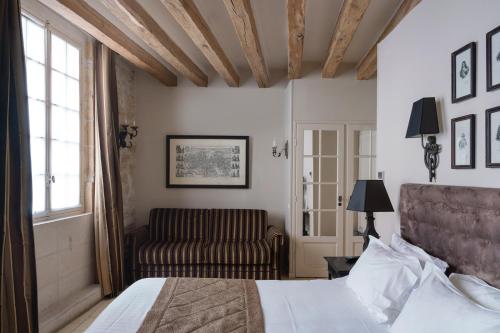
<box><xmin>338</xmin><ymin>195</ymin><xmax>343</xmax><ymax>207</ymax></box>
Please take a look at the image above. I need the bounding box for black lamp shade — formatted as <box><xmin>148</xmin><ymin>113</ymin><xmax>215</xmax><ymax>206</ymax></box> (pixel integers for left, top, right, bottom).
<box><xmin>347</xmin><ymin>180</ymin><xmax>394</xmax><ymax>213</ymax></box>
<box><xmin>405</xmin><ymin>97</ymin><xmax>439</xmax><ymax>138</ymax></box>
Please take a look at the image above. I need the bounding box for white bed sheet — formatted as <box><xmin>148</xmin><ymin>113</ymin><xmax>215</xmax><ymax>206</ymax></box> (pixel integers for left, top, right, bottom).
<box><xmin>85</xmin><ymin>277</ymin><xmax>389</xmax><ymax>333</ymax></box>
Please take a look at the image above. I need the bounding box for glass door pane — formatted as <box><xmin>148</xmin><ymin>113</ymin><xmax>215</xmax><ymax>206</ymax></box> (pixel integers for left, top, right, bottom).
<box><xmin>302</xmin><ymin>129</ymin><xmax>340</xmax><ymax>237</ymax></box>
<box><xmin>351</xmin><ymin>129</ymin><xmax>377</xmax><ymax>236</ymax></box>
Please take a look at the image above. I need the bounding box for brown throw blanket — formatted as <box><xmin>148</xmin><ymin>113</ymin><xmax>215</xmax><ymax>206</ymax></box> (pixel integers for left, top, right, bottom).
<box><xmin>138</xmin><ymin>278</ymin><xmax>265</xmax><ymax>333</ymax></box>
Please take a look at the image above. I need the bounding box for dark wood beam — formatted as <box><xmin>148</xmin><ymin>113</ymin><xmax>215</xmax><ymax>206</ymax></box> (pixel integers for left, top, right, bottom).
<box><xmin>39</xmin><ymin>0</ymin><xmax>177</xmax><ymax>86</ymax></box>
<box><xmin>102</xmin><ymin>0</ymin><xmax>207</xmax><ymax>86</ymax></box>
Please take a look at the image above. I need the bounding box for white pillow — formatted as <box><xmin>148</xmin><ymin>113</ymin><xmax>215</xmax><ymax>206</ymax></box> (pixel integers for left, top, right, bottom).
<box><xmin>390</xmin><ymin>233</ymin><xmax>448</xmax><ymax>272</ymax></box>
<box><xmin>346</xmin><ymin>236</ymin><xmax>422</xmax><ymax>324</ymax></box>
<box><xmin>391</xmin><ymin>264</ymin><xmax>500</xmax><ymax>333</ymax></box>
<box><xmin>450</xmin><ymin>273</ymin><xmax>500</xmax><ymax>311</ymax></box>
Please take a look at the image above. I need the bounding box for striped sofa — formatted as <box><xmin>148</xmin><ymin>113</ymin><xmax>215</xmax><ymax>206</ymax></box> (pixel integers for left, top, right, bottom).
<box><xmin>126</xmin><ymin>208</ymin><xmax>284</xmax><ymax>281</ymax></box>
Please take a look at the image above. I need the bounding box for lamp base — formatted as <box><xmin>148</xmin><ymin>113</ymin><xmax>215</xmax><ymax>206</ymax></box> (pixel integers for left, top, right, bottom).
<box><xmin>363</xmin><ymin>212</ymin><xmax>379</xmax><ymax>251</ymax></box>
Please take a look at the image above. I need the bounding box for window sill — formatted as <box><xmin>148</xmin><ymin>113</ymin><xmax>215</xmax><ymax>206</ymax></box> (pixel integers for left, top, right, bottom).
<box><xmin>33</xmin><ymin>212</ymin><xmax>92</xmax><ymax>226</ymax></box>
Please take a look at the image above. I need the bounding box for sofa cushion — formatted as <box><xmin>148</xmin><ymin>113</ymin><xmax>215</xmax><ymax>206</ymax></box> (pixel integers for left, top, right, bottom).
<box><xmin>138</xmin><ymin>240</ymin><xmax>206</xmax><ymax>265</ymax></box>
<box><xmin>210</xmin><ymin>209</ymin><xmax>268</xmax><ymax>241</ymax></box>
<box><xmin>149</xmin><ymin>208</ymin><xmax>210</xmax><ymax>241</ymax></box>
<box><xmin>206</xmin><ymin>240</ymin><xmax>271</xmax><ymax>265</ymax></box>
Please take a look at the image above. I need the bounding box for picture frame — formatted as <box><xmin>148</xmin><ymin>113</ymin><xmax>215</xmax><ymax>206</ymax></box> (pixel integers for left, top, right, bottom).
<box><xmin>166</xmin><ymin>135</ymin><xmax>249</xmax><ymax>188</ymax></box>
<box><xmin>452</xmin><ymin>42</ymin><xmax>476</xmax><ymax>103</ymax></box>
<box><xmin>451</xmin><ymin>114</ymin><xmax>475</xmax><ymax>169</ymax></box>
<box><xmin>487</xmin><ymin>25</ymin><xmax>500</xmax><ymax>91</ymax></box>
<box><xmin>486</xmin><ymin>106</ymin><xmax>500</xmax><ymax>168</ymax></box>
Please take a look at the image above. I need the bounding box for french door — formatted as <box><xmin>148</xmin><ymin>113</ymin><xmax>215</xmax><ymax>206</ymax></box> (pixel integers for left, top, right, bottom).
<box><xmin>294</xmin><ymin>122</ymin><xmax>376</xmax><ymax>277</ymax></box>
<box><xmin>295</xmin><ymin>123</ymin><xmax>345</xmax><ymax>277</ymax></box>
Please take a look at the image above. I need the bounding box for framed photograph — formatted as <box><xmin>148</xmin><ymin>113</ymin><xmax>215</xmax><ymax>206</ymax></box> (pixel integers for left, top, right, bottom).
<box><xmin>487</xmin><ymin>25</ymin><xmax>500</xmax><ymax>91</ymax></box>
<box><xmin>166</xmin><ymin>135</ymin><xmax>249</xmax><ymax>188</ymax></box>
<box><xmin>486</xmin><ymin>106</ymin><xmax>500</xmax><ymax>168</ymax></box>
<box><xmin>451</xmin><ymin>114</ymin><xmax>475</xmax><ymax>169</ymax></box>
<box><xmin>452</xmin><ymin>42</ymin><xmax>476</xmax><ymax>103</ymax></box>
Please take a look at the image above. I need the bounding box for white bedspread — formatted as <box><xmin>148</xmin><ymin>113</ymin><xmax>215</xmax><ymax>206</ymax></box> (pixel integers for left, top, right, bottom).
<box><xmin>85</xmin><ymin>277</ymin><xmax>389</xmax><ymax>333</ymax></box>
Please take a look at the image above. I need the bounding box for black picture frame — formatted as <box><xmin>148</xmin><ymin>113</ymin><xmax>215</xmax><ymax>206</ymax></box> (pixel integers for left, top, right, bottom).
<box><xmin>486</xmin><ymin>106</ymin><xmax>500</xmax><ymax>168</ymax></box>
<box><xmin>452</xmin><ymin>42</ymin><xmax>477</xmax><ymax>103</ymax></box>
<box><xmin>487</xmin><ymin>26</ymin><xmax>500</xmax><ymax>91</ymax></box>
<box><xmin>166</xmin><ymin>135</ymin><xmax>250</xmax><ymax>189</ymax></box>
<box><xmin>451</xmin><ymin>114</ymin><xmax>475</xmax><ymax>169</ymax></box>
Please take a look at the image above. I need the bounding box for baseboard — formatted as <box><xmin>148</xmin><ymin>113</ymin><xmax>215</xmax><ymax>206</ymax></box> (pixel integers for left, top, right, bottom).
<box><xmin>39</xmin><ymin>284</ymin><xmax>102</xmax><ymax>333</ymax></box>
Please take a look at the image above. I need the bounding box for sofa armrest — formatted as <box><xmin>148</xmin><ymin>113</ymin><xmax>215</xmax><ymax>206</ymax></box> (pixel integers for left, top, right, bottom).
<box><xmin>266</xmin><ymin>225</ymin><xmax>284</xmax><ymax>279</ymax></box>
<box><xmin>125</xmin><ymin>225</ymin><xmax>149</xmax><ymax>283</ymax></box>
<box><xmin>266</xmin><ymin>225</ymin><xmax>285</xmax><ymax>248</ymax></box>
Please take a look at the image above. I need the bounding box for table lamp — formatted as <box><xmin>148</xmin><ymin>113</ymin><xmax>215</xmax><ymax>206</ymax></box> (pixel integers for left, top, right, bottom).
<box><xmin>347</xmin><ymin>180</ymin><xmax>394</xmax><ymax>250</ymax></box>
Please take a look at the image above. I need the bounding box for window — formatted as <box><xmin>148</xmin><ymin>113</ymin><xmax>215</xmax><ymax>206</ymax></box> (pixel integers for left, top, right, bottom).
<box><xmin>22</xmin><ymin>14</ymin><xmax>82</xmax><ymax>217</ymax></box>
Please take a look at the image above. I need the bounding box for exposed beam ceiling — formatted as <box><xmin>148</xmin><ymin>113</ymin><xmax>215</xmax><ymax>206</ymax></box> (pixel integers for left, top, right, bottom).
<box><xmin>357</xmin><ymin>0</ymin><xmax>421</xmax><ymax>80</ymax></box>
<box><xmin>287</xmin><ymin>0</ymin><xmax>305</xmax><ymax>79</ymax></box>
<box><xmin>161</xmin><ymin>0</ymin><xmax>240</xmax><ymax>87</ymax></box>
<box><xmin>39</xmin><ymin>0</ymin><xmax>177</xmax><ymax>86</ymax></box>
<box><xmin>101</xmin><ymin>0</ymin><xmax>207</xmax><ymax>87</ymax></box>
<box><xmin>222</xmin><ymin>0</ymin><xmax>269</xmax><ymax>88</ymax></box>
<box><xmin>322</xmin><ymin>0</ymin><xmax>370</xmax><ymax>78</ymax></box>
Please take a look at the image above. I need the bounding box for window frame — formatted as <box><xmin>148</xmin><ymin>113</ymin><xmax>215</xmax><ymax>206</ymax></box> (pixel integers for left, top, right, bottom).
<box><xmin>22</xmin><ymin>8</ymin><xmax>89</xmax><ymax>222</ymax></box>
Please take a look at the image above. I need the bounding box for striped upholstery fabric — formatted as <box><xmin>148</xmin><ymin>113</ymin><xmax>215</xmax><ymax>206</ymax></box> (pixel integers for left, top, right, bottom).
<box><xmin>127</xmin><ymin>208</ymin><xmax>284</xmax><ymax>281</ymax></box>
<box><xmin>149</xmin><ymin>208</ymin><xmax>210</xmax><ymax>241</ymax></box>
<box><xmin>137</xmin><ymin>264</ymin><xmax>276</xmax><ymax>280</ymax></box>
<box><xmin>210</xmin><ymin>209</ymin><xmax>267</xmax><ymax>241</ymax></box>
<box><xmin>267</xmin><ymin>225</ymin><xmax>285</xmax><ymax>271</ymax></box>
<box><xmin>138</xmin><ymin>241</ymin><xmax>205</xmax><ymax>265</ymax></box>
<box><xmin>206</xmin><ymin>240</ymin><xmax>270</xmax><ymax>265</ymax></box>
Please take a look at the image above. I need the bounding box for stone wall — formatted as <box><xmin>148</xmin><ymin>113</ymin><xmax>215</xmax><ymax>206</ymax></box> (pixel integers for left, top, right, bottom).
<box><xmin>115</xmin><ymin>55</ymin><xmax>136</xmax><ymax>229</ymax></box>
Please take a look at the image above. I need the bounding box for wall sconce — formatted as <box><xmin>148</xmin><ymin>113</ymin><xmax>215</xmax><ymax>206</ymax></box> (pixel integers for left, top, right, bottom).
<box><xmin>119</xmin><ymin>123</ymin><xmax>138</xmax><ymax>149</ymax></box>
<box><xmin>272</xmin><ymin>138</ymin><xmax>288</xmax><ymax>159</ymax></box>
<box><xmin>405</xmin><ymin>97</ymin><xmax>441</xmax><ymax>182</ymax></box>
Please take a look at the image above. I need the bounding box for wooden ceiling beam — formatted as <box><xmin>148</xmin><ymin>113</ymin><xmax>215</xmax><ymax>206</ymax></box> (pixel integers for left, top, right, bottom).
<box><xmin>39</xmin><ymin>0</ymin><xmax>177</xmax><ymax>86</ymax></box>
<box><xmin>357</xmin><ymin>0</ymin><xmax>421</xmax><ymax>80</ymax></box>
<box><xmin>222</xmin><ymin>0</ymin><xmax>269</xmax><ymax>88</ymax></box>
<box><xmin>287</xmin><ymin>0</ymin><xmax>305</xmax><ymax>79</ymax></box>
<box><xmin>102</xmin><ymin>0</ymin><xmax>208</xmax><ymax>87</ymax></box>
<box><xmin>322</xmin><ymin>0</ymin><xmax>370</xmax><ymax>78</ymax></box>
<box><xmin>162</xmin><ymin>0</ymin><xmax>239</xmax><ymax>87</ymax></box>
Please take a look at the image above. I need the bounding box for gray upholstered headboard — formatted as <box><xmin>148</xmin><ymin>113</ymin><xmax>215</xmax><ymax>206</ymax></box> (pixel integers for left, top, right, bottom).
<box><xmin>400</xmin><ymin>183</ymin><xmax>500</xmax><ymax>288</ymax></box>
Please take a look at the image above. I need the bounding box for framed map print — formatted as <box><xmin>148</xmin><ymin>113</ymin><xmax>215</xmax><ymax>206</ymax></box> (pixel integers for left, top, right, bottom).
<box><xmin>166</xmin><ymin>135</ymin><xmax>249</xmax><ymax>188</ymax></box>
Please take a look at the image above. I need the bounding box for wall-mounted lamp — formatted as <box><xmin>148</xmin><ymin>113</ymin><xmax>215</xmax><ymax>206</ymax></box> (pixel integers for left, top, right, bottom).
<box><xmin>119</xmin><ymin>123</ymin><xmax>138</xmax><ymax>149</ymax></box>
<box><xmin>272</xmin><ymin>138</ymin><xmax>288</xmax><ymax>159</ymax></box>
<box><xmin>405</xmin><ymin>97</ymin><xmax>441</xmax><ymax>182</ymax></box>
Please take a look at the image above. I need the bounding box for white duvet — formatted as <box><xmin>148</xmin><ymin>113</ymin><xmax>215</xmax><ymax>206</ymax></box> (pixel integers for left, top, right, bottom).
<box><xmin>86</xmin><ymin>277</ymin><xmax>389</xmax><ymax>333</ymax></box>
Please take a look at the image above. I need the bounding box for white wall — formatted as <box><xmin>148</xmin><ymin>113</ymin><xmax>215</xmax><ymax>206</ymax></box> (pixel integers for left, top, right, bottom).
<box><xmin>377</xmin><ymin>0</ymin><xmax>500</xmax><ymax>242</ymax></box>
<box><xmin>292</xmin><ymin>64</ymin><xmax>377</xmax><ymax>122</ymax></box>
<box><xmin>133</xmin><ymin>63</ymin><xmax>377</xmax><ymax>276</ymax></box>
<box><xmin>134</xmin><ymin>70</ymin><xmax>290</xmax><ymax>230</ymax></box>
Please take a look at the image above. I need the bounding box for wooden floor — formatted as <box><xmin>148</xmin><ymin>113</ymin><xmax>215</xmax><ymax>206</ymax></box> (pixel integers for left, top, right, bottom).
<box><xmin>57</xmin><ymin>299</ymin><xmax>113</xmax><ymax>333</ymax></box>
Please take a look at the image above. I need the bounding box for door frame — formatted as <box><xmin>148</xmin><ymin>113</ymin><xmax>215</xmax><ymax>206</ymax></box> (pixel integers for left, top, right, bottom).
<box><xmin>291</xmin><ymin>121</ymin><xmax>346</xmax><ymax>278</ymax></box>
<box><xmin>289</xmin><ymin>120</ymin><xmax>376</xmax><ymax>278</ymax></box>
<box><xmin>345</xmin><ymin>123</ymin><xmax>377</xmax><ymax>256</ymax></box>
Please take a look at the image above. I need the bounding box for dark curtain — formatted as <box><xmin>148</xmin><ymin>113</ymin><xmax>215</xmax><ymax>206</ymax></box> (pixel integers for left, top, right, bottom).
<box><xmin>94</xmin><ymin>43</ymin><xmax>125</xmax><ymax>297</ymax></box>
<box><xmin>0</xmin><ymin>0</ymin><xmax>39</xmax><ymax>332</ymax></box>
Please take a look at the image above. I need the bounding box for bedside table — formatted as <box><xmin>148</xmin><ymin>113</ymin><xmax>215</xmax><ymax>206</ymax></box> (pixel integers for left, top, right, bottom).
<box><xmin>324</xmin><ymin>256</ymin><xmax>359</xmax><ymax>280</ymax></box>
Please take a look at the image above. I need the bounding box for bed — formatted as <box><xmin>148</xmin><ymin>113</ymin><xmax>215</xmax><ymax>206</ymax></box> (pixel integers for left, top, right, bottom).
<box><xmin>85</xmin><ymin>184</ymin><xmax>500</xmax><ymax>332</ymax></box>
